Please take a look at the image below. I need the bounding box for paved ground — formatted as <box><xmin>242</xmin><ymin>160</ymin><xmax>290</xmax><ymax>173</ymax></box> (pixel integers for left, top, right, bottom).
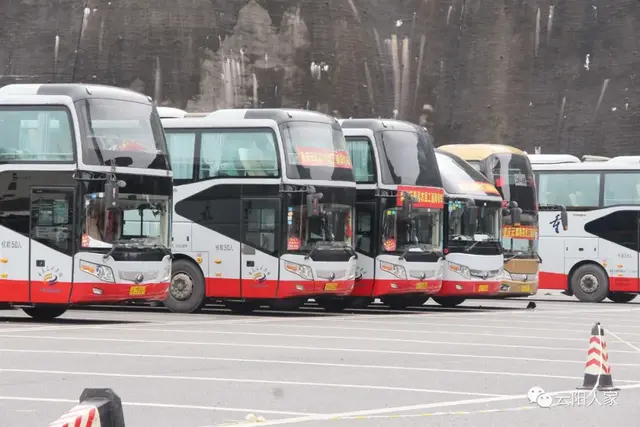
<box><xmin>0</xmin><ymin>293</ymin><xmax>639</xmax><ymax>427</ymax></box>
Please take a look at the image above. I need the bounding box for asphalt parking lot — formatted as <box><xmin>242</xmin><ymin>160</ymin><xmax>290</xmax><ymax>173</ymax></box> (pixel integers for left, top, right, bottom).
<box><xmin>0</xmin><ymin>294</ymin><xmax>639</xmax><ymax>427</ymax></box>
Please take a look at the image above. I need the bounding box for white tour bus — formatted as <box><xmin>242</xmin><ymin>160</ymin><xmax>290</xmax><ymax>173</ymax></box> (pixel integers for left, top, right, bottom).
<box><xmin>532</xmin><ymin>157</ymin><xmax>640</xmax><ymax>303</ymax></box>
<box><xmin>432</xmin><ymin>149</ymin><xmax>507</xmax><ymax>307</ymax></box>
<box><xmin>160</xmin><ymin>109</ymin><xmax>357</xmax><ymax>314</ymax></box>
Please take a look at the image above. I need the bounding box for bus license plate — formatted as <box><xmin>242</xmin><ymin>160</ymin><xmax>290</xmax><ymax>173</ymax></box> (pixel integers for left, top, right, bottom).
<box><xmin>416</xmin><ymin>282</ymin><xmax>428</xmax><ymax>290</ymax></box>
<box><xmin>129</xmin><ymin>286</ymin><xmax>147</xmax><ymax>296</ymax></box>
<box><xmin>476</xmin><ymin>284</ymin><xmax>489</xmax><ymax>292</ymax></box>
<box><xmin>324</xmin><ymin>282</ymin><xmax>338</xmax><ymax>291</ymax></box>
<box><xmin>520</xmin><ymin>284</ymin><xmax>531</xmax><ymax>293</ymax></box>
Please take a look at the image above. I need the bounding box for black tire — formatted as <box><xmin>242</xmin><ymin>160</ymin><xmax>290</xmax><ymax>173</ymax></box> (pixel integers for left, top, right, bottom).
<box><xmin>315</xmin><ymin>297</ymin><xmax>352</xmax><ymax>313</ymax></box>
<box><xmin>22</xmin><ymin>305</ymin><xmax>67</xmax><ymax>321</ymax></box>
<box><xmin>349</xmin><ymin>297</ymin><xmax>374</xmax><ymax>309</ymax></box>
<box><xmin>607</xmin><ymin>292</ymin><xmax>638</xmax><ymax>304</ymax></box>
<box><xmin>407</xmin><ymin>295</ymin><xmax>430</xmax><ymax>307</ymax></box>
<box><xmin>267</xmin><ymin>297</ymin><xmax>307</xmax><ymax>310</ymax></box>
<box><xmin>223</xmin><ymin>300</ymin><xmax>261</xmax><ymax>314</ymax></box>
<box><xmin>570</xmin><ymin>264</ymin><xmax>609</xmax><ymax>303</ymax></box>
<box><xmin>381</xmin><ymin>295</ymin><xmax>412</xmax><ymax>310</ymax></box>
<box><xmin>163</xmin><ymin>259</ymin><xmax>206</xmax><ymax>313</ymax></box>
<box><xmin>432</xmin><ymin>296</ymin><xmax>466</xmax><ymax>307</ymax></box>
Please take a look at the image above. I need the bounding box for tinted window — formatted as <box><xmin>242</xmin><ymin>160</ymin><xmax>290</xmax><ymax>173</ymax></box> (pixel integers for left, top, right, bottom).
<box><xmin>76</xmin><ymin>99</ymin><xmax>169</xmax><ymax>169</ymax></box>
<box><xmin>30</xmin><ymin>189</ymin><xmax>74</xmax><ymax>256</ymax></box>
<box><xmin>585</xmin><ymin>210</ymin><xmax>639</xmax><ymax>251</ymax></box>
<box><xmin>281</xmin><ymin>121</ymin><xmax>354</xmax><ymax>181</ymax></box>
<box><xmin>379</xmin><ymin>130</ymin><xmax>441</xmax><ymax>186</ymax></box>
<box><xmin>487</xmin><ymin>154</ymin><xmax>536</xmax><ymax>212</ymax></box>
<box><xmin>0</xmin><ymin>107</ymin><xmax>74</xmax><ymax>162</ymax></box>
<box><xmin>603</xmin><ymin>172</ymin><xmax>640</xmax><ymax>206</ymax></box>
<box><xmin>538</xmin><ymin>172</ymin><xmax>600</xmax><ymax>208</ymax></box>
<box><xmin>345</xmin><ymin>137</ymin><xmax>375</xmax><ymax>183</ymax></box>
<box><xmin>435</xmin><ymin>152</ymin><xmax>500</xmax><ymax>197</ymax></box>
<box><xmin>243</xmin><ymin>199</ymin><xmax>279</xmax><ymax>255</ymax></box>
<box><xmin>165</xmin><ymin>132</ymin><xmax>196</xmax><ymax>180</ymax></box>
<box><xmin>199</xmin><ymin>129</ymin><xmax>278</xmax><ymax>178</ymax></box>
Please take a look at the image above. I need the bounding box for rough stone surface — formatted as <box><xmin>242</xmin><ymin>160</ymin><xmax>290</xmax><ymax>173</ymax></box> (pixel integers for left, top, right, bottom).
<box><xmin>0</xmin><ymin>0</ymin><xmax>637</xmax><ymax>155</ymax></box>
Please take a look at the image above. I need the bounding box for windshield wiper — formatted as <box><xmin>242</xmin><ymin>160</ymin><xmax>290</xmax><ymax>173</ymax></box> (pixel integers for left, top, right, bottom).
<box><xmin>398</xmin><ymin>244</ymin><xmax>437</xmax><ymax>260</ymax></box>
<box><xmin>464</xmin><ymin>238</ymin><xmax>501</xmax><ymax>253</ymax></box>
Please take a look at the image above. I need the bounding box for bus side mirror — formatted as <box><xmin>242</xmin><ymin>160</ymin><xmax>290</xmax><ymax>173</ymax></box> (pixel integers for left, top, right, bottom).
<box><xmin>509</xmin><ymin>201</ymin><xmax>522</xmax><ymax>226</ymax></box>
<box><xmin>104</xmin><ymin>181</ymin><xmax>119</xmax><ymax>210</ymax></box>
<box><xmin>561</xmin><ymin>209</ymin><xmax>568</xmax><ymax>230</ymax></box>
<box><xmin>306</xmin><ymin>192</ymin><xmax>323</xmax><ymax>217</ymax></box>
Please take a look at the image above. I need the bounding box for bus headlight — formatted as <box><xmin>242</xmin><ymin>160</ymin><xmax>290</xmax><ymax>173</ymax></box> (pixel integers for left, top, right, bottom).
<box><xmin>448</xmin><ymin>262</ymin><xmax>470</xmax><ymax>279</ymax></box>
<box><xmin>502</xmin><ymin>270</ymin><xmax>513</xmax><ymax>280</ymax></box>
<box><xmin>380</xmin><ymin>261</ymin><xmax>407</xmax><ymax>279</ymax></box>
<box><xmin>284</xmin><ymin>261</ymin><xmax>314</xmax><ymax>280</ymax></box>
<box><xmin>80</xmin><ymin>260</ymin><xmax>115</xmax><ymax>283</ymax></box>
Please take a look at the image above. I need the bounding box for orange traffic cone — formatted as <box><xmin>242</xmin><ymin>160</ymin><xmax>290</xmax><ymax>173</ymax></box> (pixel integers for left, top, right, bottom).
<box><xmin>578</xmin><ymin>322</ymin><xmax>619</xmax><ymax>391</ymax></box>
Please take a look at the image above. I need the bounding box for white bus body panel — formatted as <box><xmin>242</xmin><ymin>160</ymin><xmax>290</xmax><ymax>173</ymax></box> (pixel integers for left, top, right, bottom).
<box><xmin>440</xmin><ymin>252</ymin><xmax>503</xmax><ymax>297</ymax></box>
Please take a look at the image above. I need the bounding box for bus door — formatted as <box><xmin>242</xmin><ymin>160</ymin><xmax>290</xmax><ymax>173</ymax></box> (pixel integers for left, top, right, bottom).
<box><xmin>240</xmin><ymin>198</ymin><xmax>281</xmax><ymax>298</ymax></box>
<box><xmin>29</xmin><ymin>188</ymin><xmax>75</xmax><ymax>304</ymax></box>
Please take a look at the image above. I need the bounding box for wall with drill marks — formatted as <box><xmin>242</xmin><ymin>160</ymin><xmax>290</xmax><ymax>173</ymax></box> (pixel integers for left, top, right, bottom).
<box><xmin>0</xmin><ymin>0</ymin><xmax>638</xmax><ymax>156</ymax></box>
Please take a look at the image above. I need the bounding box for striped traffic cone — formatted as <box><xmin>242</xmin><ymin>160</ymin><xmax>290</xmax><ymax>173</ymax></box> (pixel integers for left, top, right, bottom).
<box><xmin>578</xmin><ymin>322</ymin><xmax>619</xmax><ymax>391</ymax></box>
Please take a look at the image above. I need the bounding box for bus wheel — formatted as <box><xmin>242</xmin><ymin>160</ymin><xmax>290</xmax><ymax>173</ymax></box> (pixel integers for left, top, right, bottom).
<box><xmin>607</xmin><ymin>292</ymin><xmax>638</xmax><ymax>303</ymax></box>
<box><xmin>432</xmin><ymin>296</ymin><xmax>466</xmax><ymax>307</ymax></box>
<box><xmin>164</xmin><ymin>259</ymin><xmax>206</xmax><ymax>313</ymax></box>
<box><xmin>316</xmin><ymin>297</ymin><xmax>351</xmax><ymax>313</ymax></box>
<box><xmin>268</xmin><ymin>298</ymin><xmax>307</xmax><ymax>311</ymax></box>
<box><xmin>223</xmin><ymin>300</ymin><xmax>261</xmax><ymax>314</ymax></box>
<box><xmin>570</xmin><ymin>264</ymin><xmax>609</xmax><ymax>303</ymax></box>
<box><xmin>22</xmin><ymin>305</ymin><xmax>67</xmax><ymax>321</ymax></box>
<box><xmin>349</xmin><ymin>297</ymin><xmax>374</xmax><ymax>309</ymax></box>
<box><xmin>381</xmin><ymin>295</ymin><xmax>412</xmax><ymax>310</ymax></box>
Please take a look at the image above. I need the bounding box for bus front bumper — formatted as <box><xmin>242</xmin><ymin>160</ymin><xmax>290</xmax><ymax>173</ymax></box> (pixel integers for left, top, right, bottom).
<box><xmin>70</xmin><ymin>282</ymin><xmax>170</xmax><ymax>303</ymax></box>
<box><xmin>498</xmin><ymin>279</ymin><xmax>538</xmax><ymax>296</ymax></box>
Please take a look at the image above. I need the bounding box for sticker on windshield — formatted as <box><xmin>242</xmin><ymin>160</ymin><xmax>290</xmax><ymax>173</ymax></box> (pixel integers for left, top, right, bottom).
<box><xmin>396</xmin><ymin>186</ymin><xmax>444</xmax><ymax>209</ymax></box>
<box><xmin>514</xmin><ymin>173</ymin><xmax>527</xmax><ymax>187</ymax></box>
<box><xmin>503</xmin><ymin>225</ymin><xmax>537</xmax><ymax>240</ymax></box>
<box><xmin>294</xmin><ymin>148</ymin><xmax>353</xmax><ymax>169</ymax></box>
<box><xmin>287</xmin><ymin>237</ymin><xmax>301</xmax><ymax>250</ymax></box>
<box><xmin>383</xmin><ymin>239</ymin><xmax>397</xmax><ymax>251</ymax></box>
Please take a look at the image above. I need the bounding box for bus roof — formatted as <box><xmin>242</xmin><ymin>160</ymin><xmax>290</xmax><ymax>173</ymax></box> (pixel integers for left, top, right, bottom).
<box><xmin>338</xmin><ymin>118</ymin><xmax>425</xmax><ymax>133</ymax></box>
<box><xmin>206</xmin><ymin>108</ymin><xmax>338</xmax><ymax>125</ymax></box>
<box><xmin>527</xmin><ymin>154</ymin><xmax>581</xmax><ymax>164</ymax></box>
<box><xmin>161</xmin><ymin>117</ymin><xmax>278</xmax><ymax>130</ymax></box>
<box><xmin>437</xmin><ymin>144</ymin><xmax>526</xmax><ymax>160</ymax></box>
<box><xmin>0</xmin><ymin>83</ymin><xmax>152</xmax><ymax>105</ymax></box>
<box><xmin>531</xmin><ymin>160</ymin><xmax>640</xmax><ymax>172</ymax></box>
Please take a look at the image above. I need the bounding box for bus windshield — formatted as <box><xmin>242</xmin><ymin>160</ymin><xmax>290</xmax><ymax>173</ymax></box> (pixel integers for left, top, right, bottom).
<box><xmin>281</xmin><ymin>121</ymin><xmax>354</xmax><ymax>181</ymax></box>
<box><xmin>75</xmin><ymin>98</ymin><xmax>170</xmax><ymax>170</ymax></box>
<box><xmin>380</xmin><ymin>207</ymin><xmax>442</xmax><ymax>253</ymax></box>
<box><xmin>379</xmin><ymin>130</ymin><xmax>441</xmax><ymax>186</ymax></box>
<box><xmin>448</xmin><ymin>200</ymin><xmax>501</xmax><ymax>242</ymax></box>
<box><xmin>82</xmin><ymin>193</ymin><xmax>170</xmax><ymax>249</ymax></box>
<box><xmin>286</xmin><ymin>203</ymin><xmax>353</xmax><ymax>252</ymax></box>
<box><xmin>488</xmin><ymin>153</ymin><xmax>536</xmax><ymax>212</ymax></box>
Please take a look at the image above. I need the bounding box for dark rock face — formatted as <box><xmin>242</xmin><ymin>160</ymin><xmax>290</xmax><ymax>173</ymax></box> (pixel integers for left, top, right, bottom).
<box><xmin>0</xmin><ymin>0</ymin><xmax>637</xmax><ymax>156</ymax></box>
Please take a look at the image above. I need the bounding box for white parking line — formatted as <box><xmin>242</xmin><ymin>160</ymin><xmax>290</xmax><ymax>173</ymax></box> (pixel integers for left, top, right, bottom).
<box><xmin>2</xmin><ymin>347</ymin><xmax>639</xmax><ymax>373</ymax></box>
<box><xmin>46</xmin><ymin>325</ymin><xmax>640</xmax><ymax>346</ymax></box>
<box><xmin>207</xmin><ymin>382</ymin><xmax>640</xmax><ymax>427</ymax></box>
<box><xmin>0</xmin><ymin>396</ymin><xmax>316</xmax><ymax>416</ymax></box>
<box><xmin>0</xmin><ymin>368</ymin><xmax>505</xmax><ymax>397</ymax></box>
<box><xmin>1</xmin><ymin>333</ymin><xmax>638</xmax><ymax>354</ymax></box>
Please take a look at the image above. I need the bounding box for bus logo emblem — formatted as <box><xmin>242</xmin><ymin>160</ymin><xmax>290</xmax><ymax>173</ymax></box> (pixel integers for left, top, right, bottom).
<box><xmin>135</xmin><ymin>273</ymin><xmax>144</xmax><ymax>283</ymax></box>
<box><xmin>329</xmin><ymin>272</ymin><xmax>335</xmax><ymax>281</ymax></box>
